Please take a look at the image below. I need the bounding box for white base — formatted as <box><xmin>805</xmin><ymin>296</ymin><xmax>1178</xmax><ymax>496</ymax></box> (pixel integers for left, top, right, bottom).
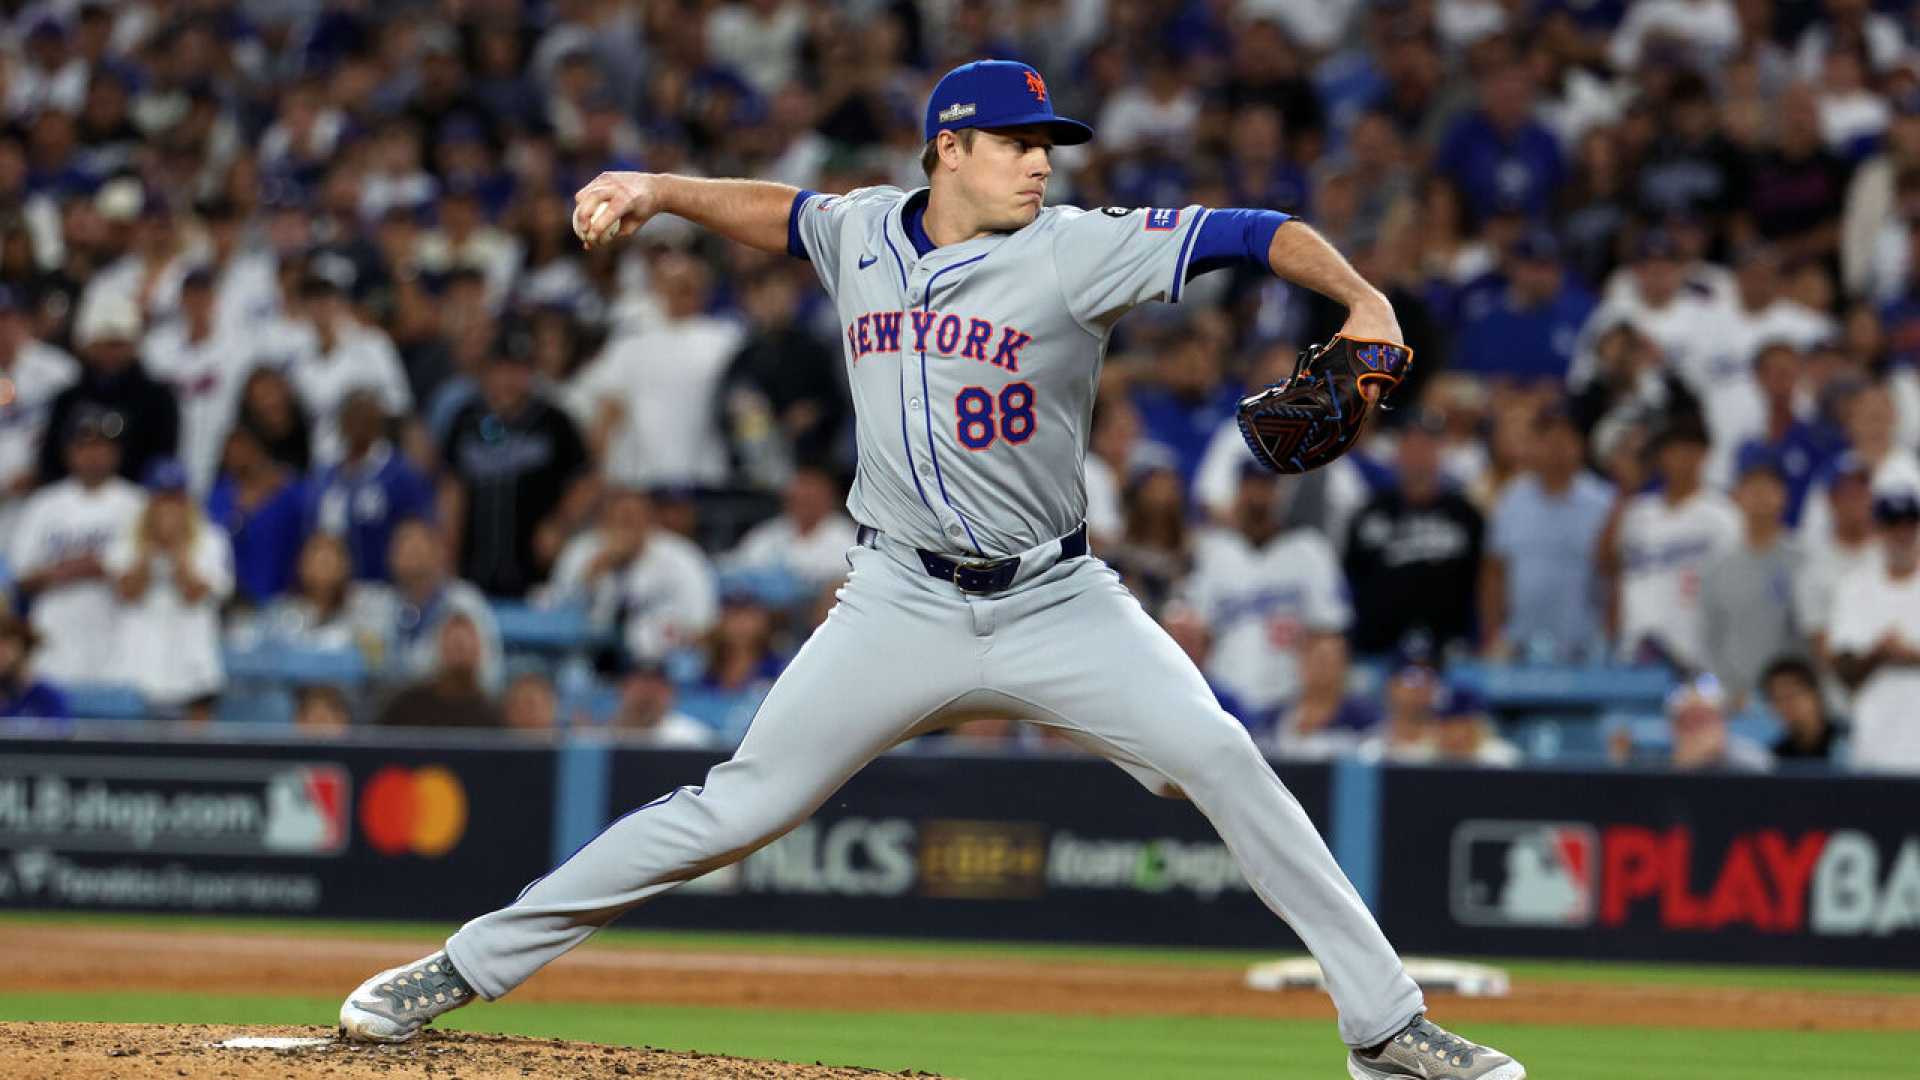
<box><xmin>217</xmin><ymin>1037</ymin><xmax>335</xmax><ymax>1050</ymax></box>
<box><xmin>1246</xmin><ymin>956</ymin><xmax>1511</xmax><ymax>997</ymax></box>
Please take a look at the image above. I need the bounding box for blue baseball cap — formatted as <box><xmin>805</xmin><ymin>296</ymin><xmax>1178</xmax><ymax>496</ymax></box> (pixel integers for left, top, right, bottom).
<box><xmin>1436</xmin><ymin>682</ymin><xmax>1487</xmax><ymax>720</ymax></box>
<box><xmin>924</xmin><ymin>60</ymin><xmax>1093</xmax><ymax>146</ymax></box>
<box><xmin>142</xmin><ymin>457</ymin><xmax>188</xmax><ymax>493</ymax></box>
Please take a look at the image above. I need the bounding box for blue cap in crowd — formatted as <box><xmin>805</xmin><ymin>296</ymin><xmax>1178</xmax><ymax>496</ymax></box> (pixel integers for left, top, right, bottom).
<box><xmin>1734</xmin><ymin>443</ymin><xmax>1785</xmax><ymax>482</ymax></box>
<box><xmin>142</xmin><ymin>457</ymin><xmax>188</xmax><ymax>493</ymax></box>
<box><xmin>1510</xmin><ymin>229</ymin><xmax>1560</xmax><ymax>263</ymax></box>
<box><xmin>1436</xmin><ymin>682</ymin><xmax>1487</xmax><ymax>720</ymax></box>
<box><xmin>925</xmin><ymin>60</ymin><xmax>1093</xmax><ymax>146</ymax></box>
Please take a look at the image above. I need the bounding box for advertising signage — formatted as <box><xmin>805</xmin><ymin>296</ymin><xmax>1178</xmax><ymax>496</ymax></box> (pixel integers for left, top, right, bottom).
<box><xmin>1378</xmin><ymin>766</ymin><xmax>1920</xmax><ymax>967</ymax></box>
<box><xmin>0</xmin><ymin>737</ymin><xmax>555</xmax><ymax>920</ymax></box>
<box><xmin>608</xmin><ymin>748</ymin><xmax>1334</xmax><ymax>949</ymax></box>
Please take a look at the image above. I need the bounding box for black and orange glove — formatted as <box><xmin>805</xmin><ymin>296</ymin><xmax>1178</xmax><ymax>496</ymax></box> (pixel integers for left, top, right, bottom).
<box><xmin>1236</xmin><ymin>335</ymin><xmax>1414</xmax><ymax>475</ymax></box>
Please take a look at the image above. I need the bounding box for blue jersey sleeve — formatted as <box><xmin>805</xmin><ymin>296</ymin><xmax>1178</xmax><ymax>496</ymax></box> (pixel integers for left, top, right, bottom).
<box><xmin>1184</xmin><ymin>209</ymin><xmax>1291</xmax><ymax>282</ymax></box>
<box><xmin>787</xmin><ymin>189</ymin><xmax>818</xmax><ymax>261</ymax></box>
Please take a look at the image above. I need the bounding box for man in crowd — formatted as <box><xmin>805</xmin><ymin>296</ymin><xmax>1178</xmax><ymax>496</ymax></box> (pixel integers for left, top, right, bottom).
<box><xmin>10</xmin><ymin>406</ymin><xmax>145</xmax><ymax>685</ymax></box>
<box><xmin>1187</xmin><ymin>463</ymin><xmax>1351</xmax><ymax>722</ymax></box>
<box><xmin>1606</xmin><ymin>412</ymin><xmax>1741</xmax><ymax>671</ymax></box>
<box><xmin>38</xmin><ymin>292</ymin><xmax>178</xmax><ymax>486</ymax></box>
<box><xmin>1346</xmin><ymin>412</ymin><xmax>1483</xmax><ymax>657</ymax></box>
<box><xmin>1481</xmin><ymin>401</ymin><xmax>1612</xmax><ymax>661</ymax></box>
<box><xmin>440</xmin><ymin>324</ymin><xmax>593</xmax><ymax>598</ymax></box>
<box><xmin>574</xmin><ymin>251</ymin><xmax>742</xmax><ymax>489</ymax></box>
<box><xmin>543</xmin><ymin>487</ymin><xmax>717</xmax><ymax>663</ymax></box>
<box><xmin>1701</xmin><ymin>447</ymin><xmax>1800</xmax><ymax>708</ymax></box>
<box><xmin>1829</xmin><ymin>485</ymin><xmax>1920</xmax><ymax>772</ymax></box>
<box><xmin>723</xmin><ymin>463</ymin><xmax>858</xmax><ymax>593</ymax></box>
<box><xmin>307</xmin><ymin>389</ymin><xmax>437</xmax><ymax>582</ymax></box>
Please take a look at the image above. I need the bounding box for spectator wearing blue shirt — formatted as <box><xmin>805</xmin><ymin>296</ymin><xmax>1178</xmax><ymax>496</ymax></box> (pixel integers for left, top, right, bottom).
<box><xmin>1455</xmin><ymin>230</ymin><xmax>1597</xmax><ymax>381</ymax></box>
<box><xmin>305</xmin><ymin>389</ymin><xmax>435</xmax><ymax>582</ymax></box>
<box><xmin>1129</xmin><ymin>323</ymin><xmax>1242</xmax><ymax>485</ymax></box>
<box><xmin>1435</xmin><ymin>56</ymin><xmax>1564</xmax><ymax>221</ymax></box>
<box><xmin>207</xmin><ymin>417</ymin><xmax>307</xmax><ymax>606</ymax></box>
<box><xmin>1733</xmin><ymin>343</ymin><xmax>1845</xmax><ymax>525</ymax></box>
<box><xmin>1481</xmin><ymin>401</ymin><xmax>1614</xmax><ymax>661</ymax></box>
<box><xmin>0</xmin><ymin>612</ymin><xmax>66</xmax><ymax>721</ymax></box>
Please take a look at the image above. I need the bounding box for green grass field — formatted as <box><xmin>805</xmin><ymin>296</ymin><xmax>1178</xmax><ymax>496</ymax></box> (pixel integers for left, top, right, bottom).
<box><xmin>2</xmin><ymin>913</ymin><xmax>1916</xmax><ymax>1079</ymax></box>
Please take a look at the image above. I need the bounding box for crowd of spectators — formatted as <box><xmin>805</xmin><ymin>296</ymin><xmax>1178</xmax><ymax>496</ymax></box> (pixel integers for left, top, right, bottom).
<box><xmin>1</xmin><ymin>0</ymin><xmax>1918</xmax><ymax>773</ymax></box>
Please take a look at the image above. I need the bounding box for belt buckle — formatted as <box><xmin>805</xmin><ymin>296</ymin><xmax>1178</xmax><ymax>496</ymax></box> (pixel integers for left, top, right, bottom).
<box><xmin>951</xmin><ymin>556</ymin><xmax>1017</xmax><ymax>594</ymax></box>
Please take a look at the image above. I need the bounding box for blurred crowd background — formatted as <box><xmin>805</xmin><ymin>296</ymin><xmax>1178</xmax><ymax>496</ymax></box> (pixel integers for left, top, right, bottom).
<box><xmin>1</xmin><ymin>0</ymin><xmax>1918</xmax><ymax>774</ymax></box>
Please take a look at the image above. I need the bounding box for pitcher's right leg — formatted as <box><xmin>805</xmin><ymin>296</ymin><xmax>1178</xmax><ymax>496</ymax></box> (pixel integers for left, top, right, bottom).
<box><xmin>433</xmin><ymin>547</ymin><xmax>965</xmax><ymax>1004</ymax></box>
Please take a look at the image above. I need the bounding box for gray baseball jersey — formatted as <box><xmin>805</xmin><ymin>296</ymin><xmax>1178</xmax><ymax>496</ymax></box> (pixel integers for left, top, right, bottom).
<box><xmin>792</xmin><ymin>186</ymin><xmax>1208</xmax><ymax>556</ymax></box>
<box><xmin>440</xmin><ymin>188</ymin><xmax>1424</xmax><ymax>1051</ymax></box>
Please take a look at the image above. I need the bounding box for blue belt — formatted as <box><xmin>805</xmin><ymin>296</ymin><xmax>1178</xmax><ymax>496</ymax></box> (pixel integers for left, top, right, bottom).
<box><xmin>857</xmin><ymin>522</ymin><xmax>1089</xmax><ymax>595</ymax></box>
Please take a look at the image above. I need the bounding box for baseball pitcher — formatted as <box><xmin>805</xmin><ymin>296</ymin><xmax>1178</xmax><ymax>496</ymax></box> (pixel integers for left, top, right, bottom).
<box><xmin>340</xmin><ymin>60</ymin><xmax>1521</xmax><ymax>1080</ymax></box>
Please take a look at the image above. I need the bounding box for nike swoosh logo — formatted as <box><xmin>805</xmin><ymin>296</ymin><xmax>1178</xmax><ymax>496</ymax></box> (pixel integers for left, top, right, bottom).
<box><xmin>858</xmin><ymin>254</ymin><xmax>878</xmax><ymax>269</ymax></box>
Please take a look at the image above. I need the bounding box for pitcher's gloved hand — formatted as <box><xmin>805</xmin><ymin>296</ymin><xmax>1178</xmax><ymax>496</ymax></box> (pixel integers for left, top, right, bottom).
<box><xmin>1236</xmin><ymin>336</ymin><xmax>1414</xmax><ymax>475</ymax></box>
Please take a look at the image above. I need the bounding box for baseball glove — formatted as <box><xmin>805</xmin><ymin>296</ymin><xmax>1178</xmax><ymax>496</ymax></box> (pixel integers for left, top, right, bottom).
<box><xmin>1236</xmin><ymin>335</ymin><xmax>1414</xmax><ymax>475</ymax></box>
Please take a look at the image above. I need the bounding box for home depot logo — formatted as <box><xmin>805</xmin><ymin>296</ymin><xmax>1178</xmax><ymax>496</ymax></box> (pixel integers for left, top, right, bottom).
<box><xmin>358</xmin><ymin>766</ymin><xmax>468</xmax><ymax>858</ymax></box>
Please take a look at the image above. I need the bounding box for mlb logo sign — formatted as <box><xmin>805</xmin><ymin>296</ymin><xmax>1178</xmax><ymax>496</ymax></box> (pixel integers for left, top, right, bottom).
<box><xmin>1144</xmin><ymin>208</ymin><xmax>1180</xmax><ymax>231</ymax></box>
<box><xmin>1450</xmin><ymin>820</ymin><xmax>1597</xmax><ymax>928</ymax></box>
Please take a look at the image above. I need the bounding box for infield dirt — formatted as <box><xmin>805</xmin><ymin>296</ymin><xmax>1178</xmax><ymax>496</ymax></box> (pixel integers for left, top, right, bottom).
<box><xmin>3</xmin><ymin>924</ymin><xmax>1917</xmax><ymax>1078</ymax></box>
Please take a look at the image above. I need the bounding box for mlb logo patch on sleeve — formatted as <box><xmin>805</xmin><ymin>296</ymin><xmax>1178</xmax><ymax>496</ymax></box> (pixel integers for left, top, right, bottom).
<box><xmin>1144</xmin><ymin>208</ymin><xmax>1180</xmax><ymax>231</ymax></box>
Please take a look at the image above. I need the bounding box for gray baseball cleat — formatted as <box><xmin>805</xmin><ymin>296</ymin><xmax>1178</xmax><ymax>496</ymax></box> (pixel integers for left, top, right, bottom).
<box><xmin>1347</xmin><ymin>1014</ymin><xmax>1526</xmax><ymax>1080</ymax></box>
<box><xmin>338</xmin><ymin>951</ymin><xmax>476</xmax><ymax>1043</ymax></box>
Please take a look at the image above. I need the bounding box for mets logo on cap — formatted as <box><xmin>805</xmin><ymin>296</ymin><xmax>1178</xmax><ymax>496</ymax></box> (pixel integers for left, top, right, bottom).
<box><xmin>924</xmin><ymin>60</ymin><xmax>1092</xmax><ymax>146</ymax></box>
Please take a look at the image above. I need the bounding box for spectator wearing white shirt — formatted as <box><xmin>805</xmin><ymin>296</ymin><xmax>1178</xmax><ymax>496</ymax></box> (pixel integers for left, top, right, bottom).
<box><xmin>573</xmin><ymin>252</ymin><xmax>743</xmax><ymax>489</ymax></box>
<box><xmin>544</xmin><ymin>488</ymin><xmax>719</xmax><ymax>662</ymax></box>
<box><xmin>1830</xmin><ymin>485</ymin><xmax>1920</xmax><ymax>772</ymax></box>
<box><xmin>1604</xmin><ymin>412</ymin><xmax>1742</xmax><ymax>670</ymax></box>
<box><xmin>1690</xmin><ymin>247</ymin><xmax>1835</xmax><ymax>480</ymax></box>
<box><xmin>1793</xmin><ymin>0</ymin><xmax>1909</xmax><ymax>79</ymax></box>
<box><xmin>9</xmin><ymin>406</ymin><xmax>145</xmax><ymax>687</ymax></box>
<box><xmin>196</xmin><ymin>198</ymin><xmax>281</xmax><ymax>339</ymax></box>
<box><xmin>1798</xmin><ymin>383</ymin><xmax>1920</xmax><ymax>550</ymax></box>
<box><xmin>705</xmin><ymin>0</ymin><xmax>807</xmax><ymax>99</ymax></box>
<box><xmin>141</xmin><ymin>267</ymin><xmax>254</xmax><ymax>495</ymax></box>
<box><xmin>1795</xmin><ymin>453</ymin><xmax>1879</xmax><ymax>659</ymax></box>
<box><xmin>415</xmin><ymin>184</ymin><xmax>521</xmax><ymax>309</ymax></box>
<box><xmin>0</xmin><ymin>287</ymin><xmax>78</xmax><ymax>542</ymax></box>
<box><xmin>1578</xmin><ymin>230</ymin><xmax>1731</xmax><ymax>394</ymax></box>
<box><xmin>1842</xmin><ymin>95</ymin><xmax>1920</xmax><ymax>303</ymax></box>
<box><xmin>104</xmin><ymin>458</ymin><xmax>234</xmax><ymax>722</ymax></box>
<box><xmin>7</xmin><ymin>16</ymin><xmax>89</xmax><ymax>118</ymax></box>
<box><xmin>1185</xmin><ymin>464</ymin><xmax>1351</xmax><ymax>721</ymax></box>
<box><xmin>1094</xmin><ymin>49</ymin><xmax>1202</xmax><ymax>155</ymax></box>
<box><xmin>609</xmin><ymin>655</ymin><xmax>717</xmax><ymax>748</ymax></box>
<box><xmin>724</xmin><ymin>465</ymin><xmax>857</xmax><ymax>592</ymax></box>
<box><xmin>1608</xmin><ymin>0</ymin><xmax>1741</xmax><ymax>74</ymax></box>
<box><xmin>289</xmin><ymin>274</ymin><xmax>413</xmax><ymax>465</ymax></box>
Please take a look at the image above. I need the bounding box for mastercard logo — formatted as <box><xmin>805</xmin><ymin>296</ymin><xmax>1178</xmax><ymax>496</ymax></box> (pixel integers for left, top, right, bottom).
<box><xmin>359</xmin><ymin>766</ymin><xmax>469</xmax><ymax>857</ymax></box>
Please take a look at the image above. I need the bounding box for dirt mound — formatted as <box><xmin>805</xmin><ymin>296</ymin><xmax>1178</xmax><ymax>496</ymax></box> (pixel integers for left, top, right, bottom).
<box><xmin>0</xmin><ymin>1023</ymin><xmax>945</xmax><ymax>1079</ymax></box>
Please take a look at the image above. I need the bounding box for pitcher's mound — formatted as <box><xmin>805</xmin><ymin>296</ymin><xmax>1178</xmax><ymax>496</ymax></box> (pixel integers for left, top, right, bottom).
<box><xmin>0</xmin><ymin>1022</ymin><xmax>945</xmax><ymax>1078</ymax></box>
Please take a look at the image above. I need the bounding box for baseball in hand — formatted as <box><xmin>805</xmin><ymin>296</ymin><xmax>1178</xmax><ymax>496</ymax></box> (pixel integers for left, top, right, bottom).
<box><xmin>586</xmin><ymin>200</ymin><xmax>616</xmax><ymax>247</ymax></box>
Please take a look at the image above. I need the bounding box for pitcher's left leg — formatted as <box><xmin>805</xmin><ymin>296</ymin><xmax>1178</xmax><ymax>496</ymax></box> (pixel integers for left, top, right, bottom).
<box><xmin>993</xmin><ymin>563</ymin><xmax>1420</xmax><ymax>1049</ymax></box>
